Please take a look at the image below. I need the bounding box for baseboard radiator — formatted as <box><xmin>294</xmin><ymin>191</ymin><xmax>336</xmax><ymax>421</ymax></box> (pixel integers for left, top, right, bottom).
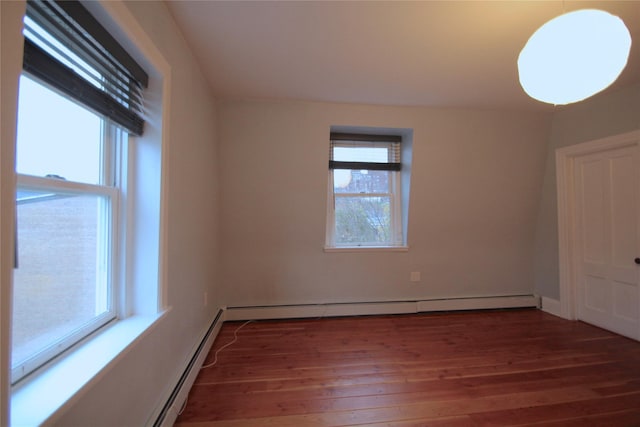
<box><xmin>225</xmin><ymin>294</ymin><xmax>540</xmax><ymax>321</ymax></box>
<box><xmin>152</xmin><ymin>308</ymin><xmax>224</xmax><ymax>427</ymax></box>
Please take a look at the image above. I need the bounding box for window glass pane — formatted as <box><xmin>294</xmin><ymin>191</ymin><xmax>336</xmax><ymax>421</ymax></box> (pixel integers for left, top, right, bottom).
<box><xmin>16</xmin><ymin>75</ymin><xmax>103</xmax><ymax>185</ymax></box>
<box><xmin>12</xmin><ymin>191</ymin><xmax>111</xmax><ymax>368</ymax></box>
<box><xmin>334</xmin><ymin>169</ymin><xmax>390</xmax><ymax>194</ymax></box>
<box><xmin>333</xmin><ymin>146</ymin><xmax>389</xmax><ymax>163</ymax></box>
<box><xmin>335</xmin><ymin>196</ymin><xmax>391</xmax><ymax>245</ymax></box>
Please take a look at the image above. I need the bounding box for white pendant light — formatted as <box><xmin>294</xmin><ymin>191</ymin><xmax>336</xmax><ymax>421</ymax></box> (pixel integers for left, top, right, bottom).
<box><xmin>518</xmin><ymin>9</ymin><xmax>632</xmax><ymax>105</ymax></box>
<box><xmin>333</xmin><ymin>169</ymin><xmax>352</xmax><ymax>188</ymax></box>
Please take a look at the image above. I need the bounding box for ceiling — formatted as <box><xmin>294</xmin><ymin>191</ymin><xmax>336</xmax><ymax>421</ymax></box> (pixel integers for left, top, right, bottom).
<box><xmin>165</xmin><ymin>1</ymin><xmax>640</xmax><ymax>112</ymax></box>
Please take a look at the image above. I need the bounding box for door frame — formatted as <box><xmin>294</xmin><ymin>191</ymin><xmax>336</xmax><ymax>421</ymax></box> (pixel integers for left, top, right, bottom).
<box><xmin>556</xmin><ymin>130</ymin><xmax>640</xmax><ymax>321</ymax></box>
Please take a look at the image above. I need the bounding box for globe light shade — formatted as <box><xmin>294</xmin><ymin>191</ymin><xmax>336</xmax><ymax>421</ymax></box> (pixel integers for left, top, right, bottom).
<box><xmin>333</xmin><ymin>169</ymin><xmax>352</xmax><ymax>188</ymax></box>
<box><xmin>518</xmin><ymin>9</ymin><xmax>631</xmax><ymax>105</ymax></box>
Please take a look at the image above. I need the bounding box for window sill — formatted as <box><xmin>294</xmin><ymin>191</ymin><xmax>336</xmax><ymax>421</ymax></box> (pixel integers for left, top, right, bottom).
<box><xmin>324</xmin><ymin>245</ymin><xmax>409</xmax><ymax>253</ymax></box>
<box><xmin>10</xmin><ymin>310</ymin><xmax>170</xmax><ymax>426</ymax></box>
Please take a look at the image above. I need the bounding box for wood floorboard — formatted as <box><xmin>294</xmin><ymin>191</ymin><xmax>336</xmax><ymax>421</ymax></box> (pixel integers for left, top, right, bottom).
<box><xmin>174</xmin><ymin>309</ymin><xmax>640</xmax><ymax>426</ymax></box>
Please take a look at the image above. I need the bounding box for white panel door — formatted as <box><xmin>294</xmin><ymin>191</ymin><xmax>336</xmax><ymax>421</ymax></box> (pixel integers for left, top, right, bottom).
<box><xmin>573</xmin><ymin>144</ymin><xmax>640</xmax><ymax>339</ymax></box>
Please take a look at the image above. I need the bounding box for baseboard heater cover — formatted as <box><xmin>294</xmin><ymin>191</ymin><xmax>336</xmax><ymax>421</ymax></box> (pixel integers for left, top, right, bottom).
<box><xmin>224</xmin><ymin>295</ymin><xmax>539</xmax><ymax>321</ymax></box>
<box><xmin>152</xmin><ymin>309</ymin><xmax>224</xmax><ymax>427</ymax></box>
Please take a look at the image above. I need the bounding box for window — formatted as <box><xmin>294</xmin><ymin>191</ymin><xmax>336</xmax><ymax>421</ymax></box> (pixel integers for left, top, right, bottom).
<box><xmin>326</xmin><ymin>132</ymin><xmax>404</xmax><ymax>248</ymax></box>
<box><xmin>11</xmin><ymin>0</ymin><xmax>148</xmax><ymax>383</ymax></box>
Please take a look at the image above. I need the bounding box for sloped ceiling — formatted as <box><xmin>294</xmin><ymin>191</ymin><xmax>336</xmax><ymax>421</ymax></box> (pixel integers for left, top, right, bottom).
<box><xmin>165</xmin><ymin>1</ymin><xmax>640</xmax><ymax>111</ymax></box>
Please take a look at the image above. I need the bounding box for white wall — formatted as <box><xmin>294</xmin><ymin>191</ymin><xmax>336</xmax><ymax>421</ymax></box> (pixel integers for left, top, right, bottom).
<box><xmin>0</xmin><ymin>1</ymin><xmax>221</xmax><ymax>425</ymax></box>
<box><xmin>218</xmin><ymin>100</ymin><xmax>551</xmax><ymax>307</ymax></box>
<box><xmin>533</xmin><ymin>83</ymin><xmax>640</xmax><ymax>300</ymax></box>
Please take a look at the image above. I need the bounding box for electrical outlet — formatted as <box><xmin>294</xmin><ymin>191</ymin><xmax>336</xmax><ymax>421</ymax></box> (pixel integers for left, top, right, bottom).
<box><xmin>410</xmin><ymin>271</ymin><xmax>421</xmax><ymax>282</ymax></box>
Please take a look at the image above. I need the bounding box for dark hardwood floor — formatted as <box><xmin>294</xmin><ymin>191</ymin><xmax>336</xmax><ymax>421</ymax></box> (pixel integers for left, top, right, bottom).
<box><xmin>174</xmin><ymin>309</ymin><xmax>640</xmax><ymax>426</ymax></box>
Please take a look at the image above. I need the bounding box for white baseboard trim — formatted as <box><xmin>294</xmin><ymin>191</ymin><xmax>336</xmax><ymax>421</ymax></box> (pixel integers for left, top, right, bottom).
<box><xmin>416</xmin><ymin>295</ymin><xmax>539</xmax><ymax>312</ymax></box>
<box><xmin>540</xmin><ymin>296</ymin><xmax>563</xmax><ymax>318</ymax></box>
<box><xmin>224</xmin><ymin>295</ymin><xmax>540</xmax><ymax>321</ymax></box>
<box><xmin>151</xmin><ymin>309</ymin><xmax>225</xmax><ymax>427</ymax></box>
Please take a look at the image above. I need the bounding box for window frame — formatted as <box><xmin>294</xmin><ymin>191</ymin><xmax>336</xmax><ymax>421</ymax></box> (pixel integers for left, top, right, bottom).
<box><xmin>8</xmin><ymin>1</ymin><xmax>169</xmax><ymax>424</ymax></box>
<box><xmin>326</xmin><ymin>137</ymin><xmax>404</xmax><ymax>249</ymax></box>
<box><xmin>9</xmin><ymin>0</ymin><xmax>151</xmax><ymax>384</ymax></box>
<box><xmin>11</xmin><ymin>78</ymin><xmax>125</xmax><ymax>382</ymax></box>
